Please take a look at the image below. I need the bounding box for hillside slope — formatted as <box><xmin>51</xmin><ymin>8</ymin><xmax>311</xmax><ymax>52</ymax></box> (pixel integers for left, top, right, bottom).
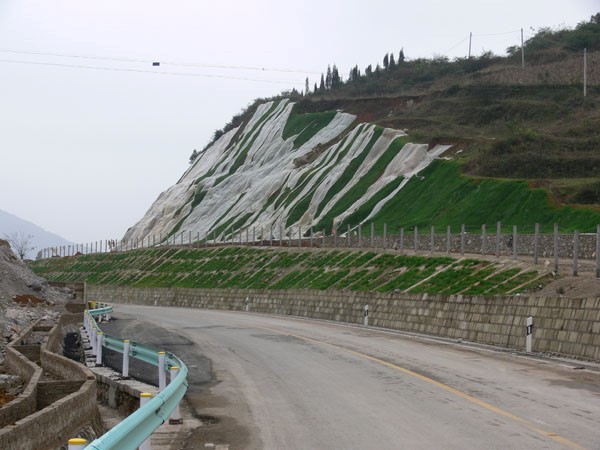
<box><xmin>124</xmin><ymin>99</ymin><xmax>451</xmax><ymax>243</ymax></box>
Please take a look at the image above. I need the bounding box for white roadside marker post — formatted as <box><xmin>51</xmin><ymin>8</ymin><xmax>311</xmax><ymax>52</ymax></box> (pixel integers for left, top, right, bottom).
<box><xmin>122</xmin><ymin>340</ymin><xmax>130</xmax><ymax>378</ymax></box>
<box><xmin>245</xmin><ymin>297</ymin><xmax>250</xmax><ymax>312</ymax></box>
<box><xmin>169</xmin><ymin>366</ymin><xmax>183</xmax><ymax>424</ymax></box>
<box><xmin>364</xmin><ymin>304</ymin><xmax>369</xmax><ymax>326</ymax></box>
<box><xmin>158</xmin><ymin>352</ymin><xmax>167</xmax><ymax>391</ymax></box>
<box><xmin>526</xmin><ymin>316</ymin><xmax>534</xmax><ymax>353</ymax></box>
<box><xmin>139</xmin><ymin>393</ymin><xmax>154</xmax><ymax>450</ymax></box>
<box><xmin>68</xmin><ymin>438</ymin><xmax>88</xmax><ymax>449</ymax></box>
<box><xmin>96</xmin><ymin>332</ymin><xmax>104</xmax><ymax>366</ymax></box>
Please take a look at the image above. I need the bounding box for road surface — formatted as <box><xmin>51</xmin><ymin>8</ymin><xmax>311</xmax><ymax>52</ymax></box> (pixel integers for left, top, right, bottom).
<box><xmin>104</xmin><ymin>305</ymin><xmax>600</xmax><ymax>450</ymax></box>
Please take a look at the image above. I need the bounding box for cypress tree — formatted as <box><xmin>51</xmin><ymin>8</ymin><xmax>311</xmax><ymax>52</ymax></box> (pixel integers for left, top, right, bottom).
<box><xmin>325</xmin><ymin>65</ymin><xmax>332</xmax><ymax>89</ymax></box>
<box><xmin>383</xmin><ymin>53</ymin><xmax>389</xmax><ymax>69</ymax></box>
<box><xmin>399</xmin><ymin>48</ymin><xmax>405</xmax><ymax>63</ymax></box>
<box><xmin>319</xmin><ymin>74</ymin><xmax>325</xmax><ymax>91</ymax></box>
<box><xmin>389</xmin><ymin>53</ymin><xmax>396</xmax><ymax>68</ymax></box>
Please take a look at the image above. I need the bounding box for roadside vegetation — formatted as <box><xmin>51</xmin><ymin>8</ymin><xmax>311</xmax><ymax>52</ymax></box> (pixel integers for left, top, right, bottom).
<box><xmin>30</xmin><ymin>247</ymin><xmax>544</xmax><ymax>296</ymax></box>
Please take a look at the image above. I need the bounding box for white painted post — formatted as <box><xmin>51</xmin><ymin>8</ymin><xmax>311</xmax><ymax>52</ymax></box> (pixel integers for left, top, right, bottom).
<box><xmin>169</xmin><ymin>366</ymin><xmax>183</xmax><ymax>424</ymax></box>
<box><xmin>68</xmin><ymin>438</ymin><xmax>88</xmax><ymax>450</ymax></box>
<box><xmin>90</xmin><ymin>327</ymin><xmax>97</xmax><ymax>355</ymax></box>
<box><xmin>526</xmin><ymin>316</ymin><xmax>533</xmax><ymax>353</ymax></box>
<box><xmin>158</xmin><ymin>352</ymin><xmax>166</xmax><ymax>391</ymax></box>
<box><xmin>139</xmin><ymin>393</ymin><xmax>154</xmax><ymax>450</ymax></box>
<box><xmin>96</xmin><ymin>332</ymin><xmax>103</xmax><ymax>366</ymax></box>
<box><xmin>363</xmin><ymin>304</ymin><xmax>369</xmax><ymax>326</ymax></box>
<box><xmin>122</xmin><ymin>340</ymin><xmax>130</xmax><ymax>378</ymax></box>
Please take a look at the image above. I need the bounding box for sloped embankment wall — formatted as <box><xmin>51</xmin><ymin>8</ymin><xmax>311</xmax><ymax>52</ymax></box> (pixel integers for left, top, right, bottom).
<box><xmin>87</xmin><ymin>286</ymin><xmax>600</xmax><ymax>361</ymax></box>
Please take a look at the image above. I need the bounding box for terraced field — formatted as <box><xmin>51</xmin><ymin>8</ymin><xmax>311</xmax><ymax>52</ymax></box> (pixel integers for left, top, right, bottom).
<box><xmin>30</xmin><ymin>247</ymin><xmax>548</xmax><ymax>295</ymax></box>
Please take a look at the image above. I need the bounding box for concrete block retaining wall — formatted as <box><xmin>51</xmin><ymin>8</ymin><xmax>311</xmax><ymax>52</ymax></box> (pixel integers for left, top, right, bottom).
<box><xmin>87</xmin><ymin>285</ymin><xmax>600</xmax><ymax>362</ymax></box>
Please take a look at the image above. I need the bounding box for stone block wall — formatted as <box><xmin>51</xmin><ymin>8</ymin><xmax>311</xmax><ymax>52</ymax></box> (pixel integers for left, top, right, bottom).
<box><xmin>87</xmin><ymin>285</ymin><xmax>600</xmax><ymax>362</ymax></box>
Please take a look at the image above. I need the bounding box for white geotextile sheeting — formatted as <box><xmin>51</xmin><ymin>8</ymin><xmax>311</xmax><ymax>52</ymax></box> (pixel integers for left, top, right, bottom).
<box><xmin>124</xmin><ymin>98</ymin><xmax>451</xmax><ymax>243</ymax></box>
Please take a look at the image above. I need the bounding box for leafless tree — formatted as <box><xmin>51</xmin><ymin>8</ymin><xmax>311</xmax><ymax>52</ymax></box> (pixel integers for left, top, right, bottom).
<box><xmin>3</xmin><ymin>232</ymin><xmax>35</xmax><ymax>259</ymax></box>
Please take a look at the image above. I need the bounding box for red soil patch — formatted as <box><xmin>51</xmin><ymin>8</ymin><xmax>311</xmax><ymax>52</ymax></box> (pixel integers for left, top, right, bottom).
<box><xmin>12</xmin><ymin>295</ymin><xmax>53</xmax><ymax>306</ymax></box>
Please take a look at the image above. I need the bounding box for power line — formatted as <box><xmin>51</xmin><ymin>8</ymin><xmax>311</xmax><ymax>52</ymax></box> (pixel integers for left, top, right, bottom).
<box><xmin>0</xmin><ymin>58</ymin><xmax>304</xmax><ymax>85</ymax></box>
<box><xmin>0</xmin><ymin>48</ymin><xmax>320</xmax><ymax>75</ymax></box>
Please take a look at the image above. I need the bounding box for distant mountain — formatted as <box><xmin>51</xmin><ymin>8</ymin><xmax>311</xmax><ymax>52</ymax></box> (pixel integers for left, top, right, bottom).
<box><xmin>0</xmin><ymin>209</ymin><xmax>72</xmax><ymax>260</ymax></box>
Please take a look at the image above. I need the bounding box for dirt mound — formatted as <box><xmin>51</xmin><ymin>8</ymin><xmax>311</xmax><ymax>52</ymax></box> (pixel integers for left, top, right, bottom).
<box><xmin>0</xmin><ymin>240</ymin><xmax>71</xmax><ymax>361</ymax></box>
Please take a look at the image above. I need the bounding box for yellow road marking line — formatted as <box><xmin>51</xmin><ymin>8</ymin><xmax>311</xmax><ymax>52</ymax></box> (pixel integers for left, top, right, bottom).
<box><xmin>206</xmin><ymin>314</ymin><xmax>587</xmax><ymax>450</ymax></box>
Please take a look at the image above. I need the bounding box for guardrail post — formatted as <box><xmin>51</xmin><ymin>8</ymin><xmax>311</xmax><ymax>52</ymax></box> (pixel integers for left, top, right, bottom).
<box><xmin>158</xmin><ymin>352</ymin><xmax>167</xmax><ymax>391</ymax></box>
<box><xmin>96</xmin><ymin>332</ymin><xmax>104</xmax><ymax>366</ymax></box>
<box><xmin>169</xmin><ymin>366</ymin><xmax>184</xmax><ymax>424</ymax></box>
<box><xmin>139</xmin><ymin>393</ymin><xmax>154</xmax><ymax>450</ymax></box>
<box><xmin>68</xmin><ymin>438</ymin><xmax>88</xmax><ymax>449</ymax></box>
<box><xmin>123</xmin><ymin>340</ymin><xmax>130</xmax><ymax>378</ymax></box>
<box><xmin>363</xmin><ymin>304</ymin><xmax>369</xmax><ymax>326</ymax></box>
<box><xmin>90</xmin><ymin>326</ymin><xmax>97</xmax><ymax>355</ymax></box>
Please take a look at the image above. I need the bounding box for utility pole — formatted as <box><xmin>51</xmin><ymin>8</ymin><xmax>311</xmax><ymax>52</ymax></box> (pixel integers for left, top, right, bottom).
<box><xmin>584</xmin><ymin>48</ymin><xmax>587</xmax><ymax>97</ymax></box>
<box><xmin>468</xmin><ymin>32</ymin><xmax>472</xmax><ymax>59</ymax></box>
<box><xmin>521</xmin><ymin>28</ymin><xmax>525</xmax><ymax>68</ymax></box>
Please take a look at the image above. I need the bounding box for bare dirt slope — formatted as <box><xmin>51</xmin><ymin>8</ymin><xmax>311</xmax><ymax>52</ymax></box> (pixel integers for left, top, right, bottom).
<box><xmin>0</xmin><ymin>239</ymin><xmax>72</xmax><ymax>361</ymax></box>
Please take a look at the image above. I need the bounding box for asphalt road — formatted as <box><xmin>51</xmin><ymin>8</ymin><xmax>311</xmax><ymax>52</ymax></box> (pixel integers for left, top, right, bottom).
<box><xmin>105</xmin><ymin>305</ymin><xmax>600</xmax><ymax>450</ymax></box>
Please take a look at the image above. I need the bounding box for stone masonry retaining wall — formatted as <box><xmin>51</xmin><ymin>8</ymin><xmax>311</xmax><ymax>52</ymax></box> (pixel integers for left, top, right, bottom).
<box><xmin>0</xmin><ymin>313</ymin><xmax>101</xmax><ymax>450</ymax></box>
<box><xmin>87</xmin><ymin>285</ymin><xmax>600</xmax><ymax>362</ymax></box>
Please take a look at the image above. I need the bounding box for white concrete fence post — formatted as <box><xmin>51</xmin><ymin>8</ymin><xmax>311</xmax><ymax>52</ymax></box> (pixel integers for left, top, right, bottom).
<box><xmin>363</xmin><ymin>304</ymin><xmax>369</xmax><ymax>326</ymax></box>
<box><xmin>139</xmin><ymin>393</ymin><xmax>154</xmax><ymax>450</ymax></box>
<box><xmin>123</xmin><ymin>340</ymin><xmax>130</xmax><ymax>378</ymax></box>
<box><xmin>96</xmin><ymin>332</ymin><xmax>104</xmax><ymax>366</ymax></box>
<box><xmin>158</xmin><ymin>352</ymin><xmax>167</xmax><ymax>392</ymax></box>
<box><xmin>526</xmin><ymin>316</ymin><xmax>534</xmax><ymax>353</ymax></box>
<box><xmin>169</xmin><ymin>366</ymin><xmax>183</xmax><ymax>424</ymax></box>
<box><xmin>68</xmin><ymin>438</ymin><xmax>88</xmax><ymax>450</ymax></box>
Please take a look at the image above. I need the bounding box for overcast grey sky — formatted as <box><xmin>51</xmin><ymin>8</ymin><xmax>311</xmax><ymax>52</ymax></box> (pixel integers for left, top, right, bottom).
<box><xmin>1</xmin><ymin>0</ymin><xmax>597</xmax><ymax>244</ymax></box>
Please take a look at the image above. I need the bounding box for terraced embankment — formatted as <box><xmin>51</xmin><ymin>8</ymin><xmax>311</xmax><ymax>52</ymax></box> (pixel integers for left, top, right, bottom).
<box><xmin>30</xmin><ymin>247</ymin><xmax>546</xmax><ymax>296</ymax></box>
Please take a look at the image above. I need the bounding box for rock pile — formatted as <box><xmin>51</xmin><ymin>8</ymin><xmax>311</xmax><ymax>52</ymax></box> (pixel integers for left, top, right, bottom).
<box><xmin>0</xmin><ymin>239</ymin><xmax>72</xmax><ymax>361</ymax></box>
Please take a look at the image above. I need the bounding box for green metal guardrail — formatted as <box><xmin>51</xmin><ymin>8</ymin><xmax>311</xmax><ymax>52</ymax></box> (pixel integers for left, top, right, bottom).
<box><xmin>83</xmin><ymin>305</ymin><xmax>189</xmax><ymax>450</ymax></box>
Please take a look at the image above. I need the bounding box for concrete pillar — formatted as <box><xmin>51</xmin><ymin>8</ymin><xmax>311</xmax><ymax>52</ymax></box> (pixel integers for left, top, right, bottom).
<box><xmin>139</xmin><ymin>393</ymin><xmax>154</xmax><ymax>450</ymax></box>
<box><xmin>122</xmin><ymin>340</ymin><xmax>130</xmax><ymax>378</ymax></box>
<box><xmin>430</xmin><ymin>225</ymin><xmax>435</xmax><ymax>253</ymax></box>
<box><xmin>383</xmin><ymin>223</ymin><xmax>387</xmax><ymax>250</ymax></box>
<box><xmin>363</xmin><ymin>304</ymin><xmax>369</xmax><ymax>326</ymax></box>
<box><xmin>95</xmin><ymin>332</ymin><xmax>103</xmax><ymax>366</ymax></box>
<box><xmin>534</xmin><ymin>223</ymin><xmax>539</xmax><ymax>265</ymax></box>
<box><xmin>413</xmin><ymin>226</ymin><xmax>418</xmax><ymax>252</ymax></box>
<box><xmin>596</xmin><ymin>224</ymin><xmax>600</xmax><ymax>279</ymax></box>
<box><xmin>496</xmin><ymin>221</ymin><xmax>501</xmax><ymax>257</ymax></box>
<box><xmin>513</xmin><ymin>225</ymin><xmax>517</xmax><ymax>260</ymax></box>
<box><xmin>553</xmin><ymin>223</ymin><xmax>559</xmax><ymax>274</ymax></box>
<box><xmin>245</xmin><ymin>228</ymin><xmax>249</xmax><ymax>245</ymax></box>
<box><xmin>253</xmin><ymin>227</ymin><xmax>256</xmax><ymax>245</ymax></box>
<box><xmin>288</xmin><ymin>230</ymin><xmax>292</xmax><ymax>247</ymax></box>
<box><xmin>347</xmin><ymin>224</ymin><xmax>351</xmax><ymax>248</ymax></box>
<box><xmin>169</xmin><ymin>366</ymin><xmax>183</xmax><ymax>424</ymax></box>
<box><xmin>481</xmin><ymin>224</ymin><xmax>486</xmax><ymax>255</ymax></box>
<box><xmin>400</xmin><ymin>228</ymin><xmax>404</xmax><ymax>254</ymax></box>
<box><xmin>573</xmin><ymin>230</ymin><xmax>579</xmax><ymax>276</ymax></box>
